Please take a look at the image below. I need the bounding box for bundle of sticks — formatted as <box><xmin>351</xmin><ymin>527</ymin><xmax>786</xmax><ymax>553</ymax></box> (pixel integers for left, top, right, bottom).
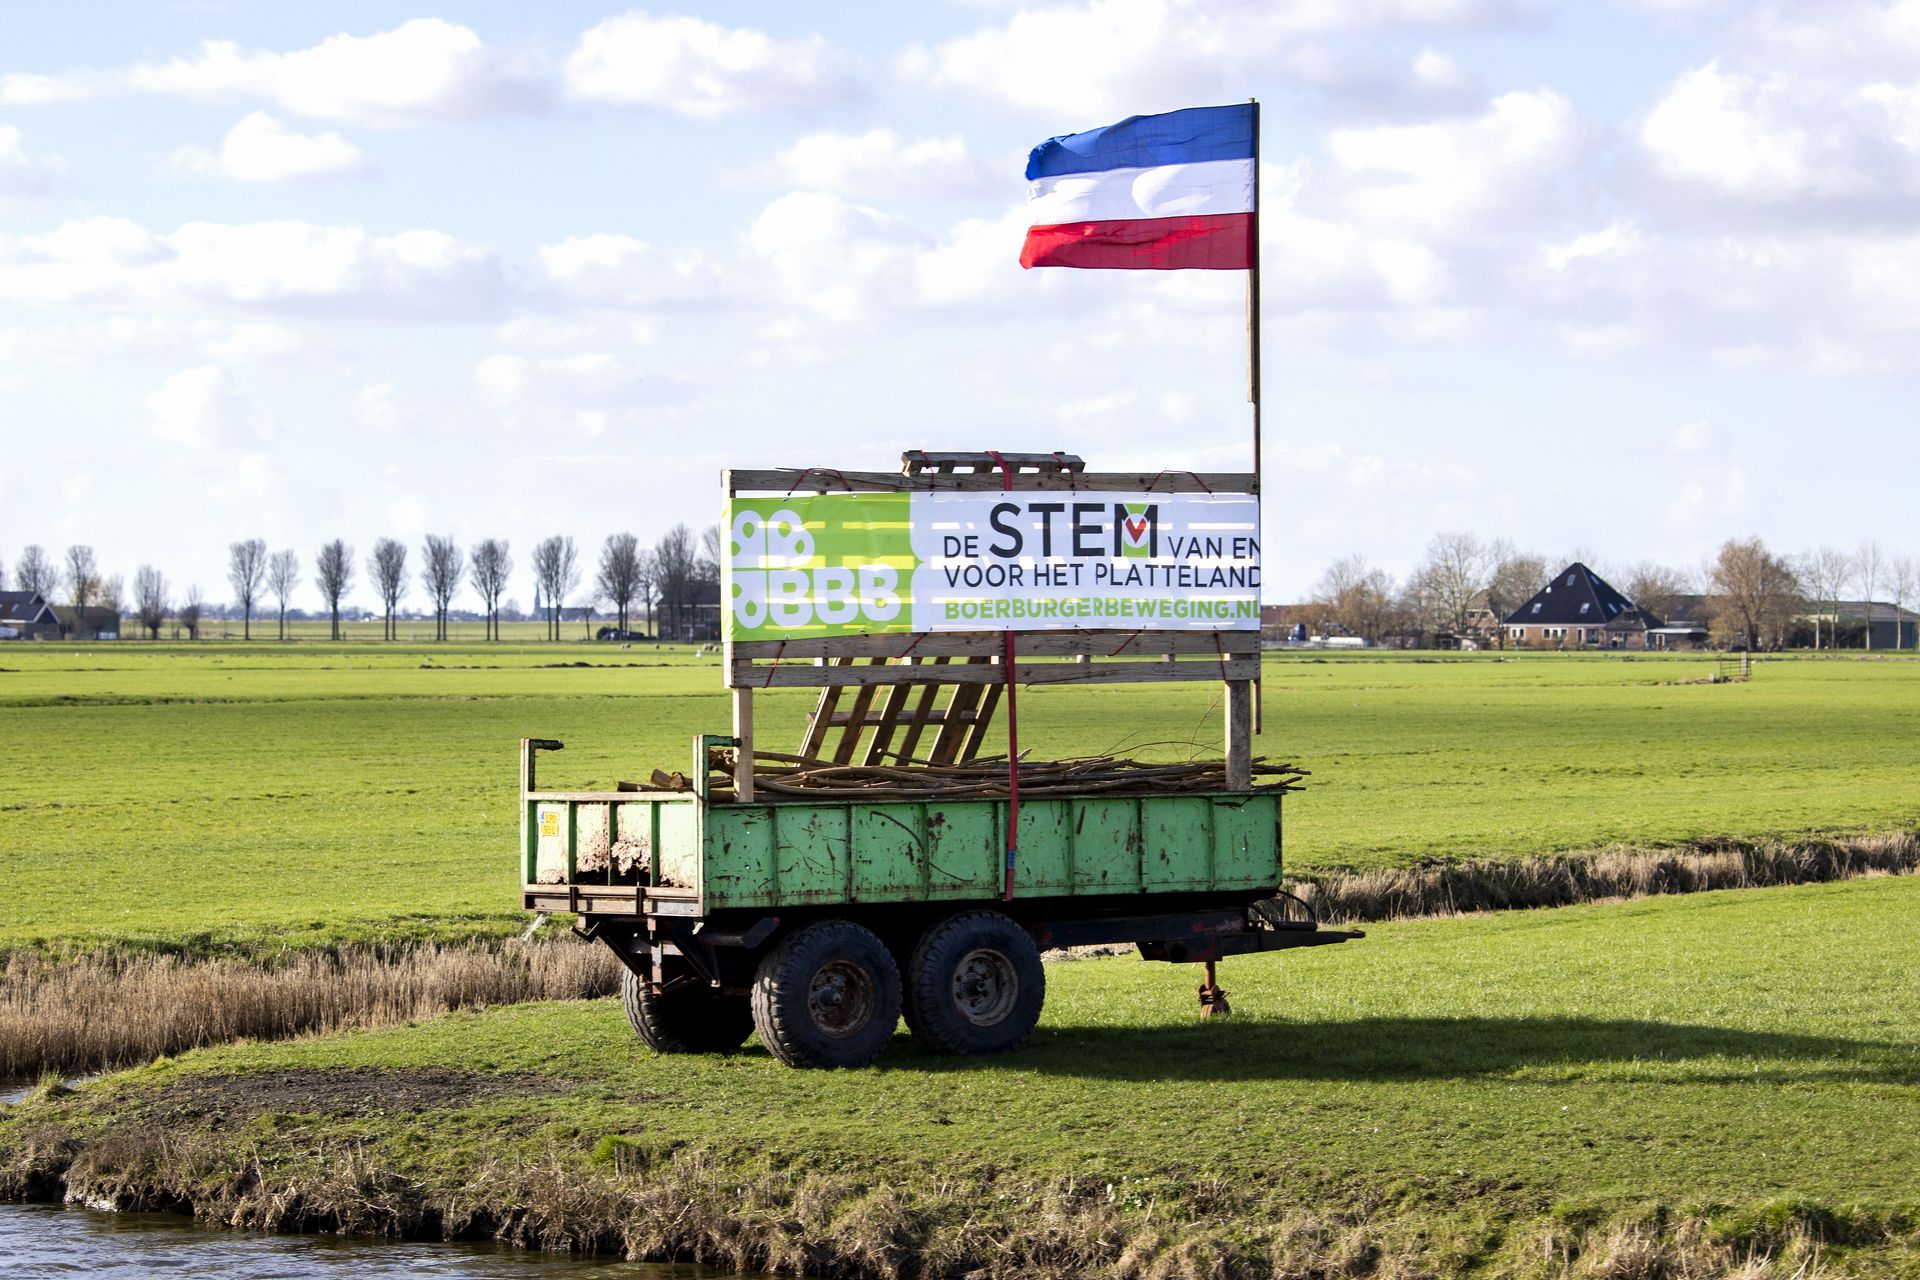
<box><xmin>660</xmin><ymin>749</ymin><xmax>1309</xmax><ymax>802</ymax></box>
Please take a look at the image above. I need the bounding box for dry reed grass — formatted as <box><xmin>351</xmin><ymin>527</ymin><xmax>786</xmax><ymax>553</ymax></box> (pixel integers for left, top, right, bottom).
<box><xmin>0</xmin><ymin>939</ymin><xmax>620</xmax><ymax>1079</ymax></box>
<box><xmin>1292</xmin><ymin>831</ymin><xmax>1920</xmax><ymax>926</ymax></box>
<box><xmin>7</xmin><ymin>1121</ymin><xmax>1888</xmax><ymax>1279</ymax></box>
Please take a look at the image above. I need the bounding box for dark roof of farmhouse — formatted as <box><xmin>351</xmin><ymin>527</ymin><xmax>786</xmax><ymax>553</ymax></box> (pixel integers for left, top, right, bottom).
<box><xmin>0</xmin><ymin>590</ymin><xmax>54</xmax><ymax>623</ymax></box>
<box><xmin>1660</xmin><ymin>594</ymin><xmax>1711</xmax><ymax>626</ymax></box>
<box><xmin>1504</xmin><ymin>563</ymin><xmax>1640</xmax><ymax>627</ymax></box>
<box><xmin>1827</xmin><ymin>600</ymin><xmax>1920</xmax><ymax>623</ymax></box>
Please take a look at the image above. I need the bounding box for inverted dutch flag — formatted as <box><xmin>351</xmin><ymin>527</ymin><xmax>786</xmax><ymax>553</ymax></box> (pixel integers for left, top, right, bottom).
<box><xmin>1020</xmin><ymin>103</ymin><xmax>1256</xmax><ymax>271</ymax></box>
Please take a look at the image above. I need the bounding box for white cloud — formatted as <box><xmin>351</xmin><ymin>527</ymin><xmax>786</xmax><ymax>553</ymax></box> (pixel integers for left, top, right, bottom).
<box><xmin>146</xmin><ymin>364</ymin><xmax>247</xmax><ymax>447</ymax></box>
<box><xmin>170</xmin><ymin>112</ymin><xmax>371</xmax><ymax>183</ymax></box>
<box><xmin>1541</xmin><ymin>222</ymin><xmax>1641</xmax><ymax>271</ymax></box>
<box><xmin>1862</xmin><ymin>81</ymin><xmax>1920</xmax><ymax>152</ymax></box>
<box><xmin>1641</xmin><ymin>61</ymin><xmax>1814</xmax><ymax>198</ymax></box>
<box><xmin>913</xmin><ymin>204</ymin><xmax>1035</xmax><ymax>308</ymax></box>
<box><xmin>474</xmin><ymin>343</ymin><xmax>651</xmax><ymax>410</ymax></box>
<box><xmin>1666</xmin><ymin>463</ymin><xmax>1753</xmax><ymax>528</ymax></box>
<box><xmin>567</xmin><ymin>12</ymin><xmax>856</xmax><ymax>117</ymax></box>
<box><xmin>743</xmin><ymin>191</ymin><xmax>924</xmax><ymax>321</ymax></box>
<box><xmin>1409</xmin><ymin>49</ymin><xmax>1473</xmax><ymax>94</ymax></box>
<box><xmin>492</xmin><ymin>315</ymin><xmax>657</xmax><ymax>351</ymax></box>
<box><xmin>206</xmin><ymin>321</ymin><xmax>303</xmax><ymax>362</ymax></box>
<box><xmin>900</xmin><ymin>0</ymin><xmax>1522</xmax><ymax>116</ymax></box>
<box><xmin>772</xmin><ymin>129</ymin><xmax>989</xmax><ymax>194</ymax></box>
<box><xmin>473</xmin><ymin>353</ymin><xmax>528</xmax><ymax>402</ymax></box>
<box><xmin>10</xmin><ymin>19</ymin><xmax>540</xmax><ymax>125</ymax></box>
<box><xmin>537</xmin><ymin>233</ymin><xmax>727</xmax><ymax>308</ymax></box>
<box><xmin>1327</xmin><ymin>89</ymin><xmax>1577</xmax><ymax>232</ymax></box>
<box><xmin>1672</xmin><ymin>419</ymin><xmax>1714</xmax><ymax>452</ymax></box>
<box><xmin>0</xmin><ymin>72</ymin><xmax>99</xmax><ymax>106</ymax></box>
<box><xmin>0</xmin><ymin>217</ymin><xmax>505</xmax><ymax>315</ymax></box>
<box><xmin>354</xmin><ymin>381</ymin><xmax>399</xmax><ymax>429</ymax></box>
<box><xmin>0</xmin><ymin>124</ymin><xmax>63</xmax><ymax>197</ymax></box>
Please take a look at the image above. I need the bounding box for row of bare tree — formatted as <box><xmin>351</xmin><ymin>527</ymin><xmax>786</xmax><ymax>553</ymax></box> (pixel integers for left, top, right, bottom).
<box><xmin>2</xmin><ymin>525</ymin><xmax>721</xmax><ymax>642</ymax></box>
<box><xmin>7</xmin><ymin>529</ymin><xmax>1911</xmax><ymax>651</ymax></box>
<box><xmin>1304</xmin><ymin>534</ymin><xmax>1917</xmax><ymax>651</ymax></box>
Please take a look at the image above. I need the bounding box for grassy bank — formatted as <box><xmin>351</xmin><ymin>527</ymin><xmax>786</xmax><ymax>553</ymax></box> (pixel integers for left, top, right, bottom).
<box><xmin>5</xmin><ymin>877</ymin><xmax>1917</xmax><ymax>1277</ymax></box>
<box><xmin>5</xmin><ymin>643</ymin><xmax>1919</xmax><ymax>954</ymax></box>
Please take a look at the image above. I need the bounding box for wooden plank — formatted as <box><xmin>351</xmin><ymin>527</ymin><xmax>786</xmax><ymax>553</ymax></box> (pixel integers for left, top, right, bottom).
<box><xmin>830</xmin><ymin>657</ymin><xmax>889</xmax><ymax>765</ymax></box>
<box><xmin>928</xmin><ymin>658</ymin><xmax>993</xmax><ymax>765</ymax></box>
<box><xmin>731</xmin><ymin>686</ymin><xmax>754</xmax><ymax>802</ymax></box>
<box><xmin>859</xmin><ymin>672</ymin><xmax>918</xmax><ymax>766</ymax></box>
<box><xmin>735</xmin><ymin>657</ymin><xmax>1259</xmax><ymax>689</ymax></box>
<box><xmin>797</xmin><ymin>657</ymin><xmax>854</xmax><ymax>758</ymax></box>
<box><xmin>729</xmin><ymin>630</ymin><xmax>1259</xmax><ymax>662</ymax></box>
<box><xmin>1224</xmin><ymin>679</ymin><xmax>1253</xmax><ymax>791</ymax></box>
<box><xmin>903</xmin><ymin>450</ymin><xmax>1083</xmax><ymax>472</ymax></box>
<box><xmin>729</xmin><ymin>469</ymin><xmax>1253</xmax><ymax>495</ymax></box>
<box><xmin>959</xmin><ymin>680</ymin><xmax>1003</xmax><ymax>761</ymax></box>
<box><xmin>831</xmin><ymin>706</ymin><xmax>976</xmax><ymax>727</ymax></box>
<box><xmin>894</xmin><ymin>655</ymin><xmax>949</xmax><ymax>763</ymax></box>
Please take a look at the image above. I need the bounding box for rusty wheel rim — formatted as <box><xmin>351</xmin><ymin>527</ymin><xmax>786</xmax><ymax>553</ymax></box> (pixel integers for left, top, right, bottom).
<box><xmin>806</xmin><ymin>960</ymin><xmax>876</xmax><ymax>1039</ymax></box>
<box><xmin>951</xmin><ymin>948</ymin><xmax>1017</xmax><ymax>1027</ymax></box>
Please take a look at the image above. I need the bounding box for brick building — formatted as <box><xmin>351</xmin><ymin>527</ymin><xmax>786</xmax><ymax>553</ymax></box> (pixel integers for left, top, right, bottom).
<box><xmin>1505</xmin><ymin>563</ymin><xmax>1657</xmax><ymax>649</ymax></box>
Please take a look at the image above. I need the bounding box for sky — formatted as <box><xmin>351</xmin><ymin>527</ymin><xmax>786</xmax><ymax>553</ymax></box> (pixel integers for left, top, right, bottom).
<box><xmin>2</xmin><ymin>0</ymin><xmax>1918</xmax><ymax>612</ymax></box>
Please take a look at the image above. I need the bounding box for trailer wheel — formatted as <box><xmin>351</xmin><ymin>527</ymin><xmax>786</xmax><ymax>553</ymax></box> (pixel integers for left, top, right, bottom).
<box><xmin>621</xmin><ymin>969</ymin><xmax>754</xmax><ymax>1054</ymax></box>
<box><xmin>904</xmin><ymin>911</ymin><xmax>1045</xmax><ymax>1057</ymax></box>
<box><xmin>750</xmin><ymin>920</ymin><xmax>902</xmax><ymax>1069</ymax></box>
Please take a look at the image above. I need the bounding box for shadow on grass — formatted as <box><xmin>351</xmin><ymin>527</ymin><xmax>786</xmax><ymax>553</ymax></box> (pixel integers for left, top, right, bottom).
<box><xmin>887</xmin><ymin>1016</ymin><xmax>1920</xmax><ymax>1085</ymax></box>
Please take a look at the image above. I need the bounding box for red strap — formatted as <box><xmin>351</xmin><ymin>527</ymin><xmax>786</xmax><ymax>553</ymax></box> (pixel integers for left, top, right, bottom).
<box><xmin>1146</xmin><ymin>469</ymin><xmax>1212</xmax><ymax>494</ymax></box>
<box><xmin>784</xmin><ymin>466</ymin><xmax>851</xmax><ymax>495</ymax></box>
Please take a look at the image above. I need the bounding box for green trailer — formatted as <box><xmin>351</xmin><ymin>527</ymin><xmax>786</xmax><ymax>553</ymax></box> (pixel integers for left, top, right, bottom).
<box><xmin>520</xmin><ymin>453</ymin><xmax>1359</xmax><ymax>1068</ymax></box>
<box><xmin>522</xmin><ymin>735</ymin><xmax>1356</xmax><ymax>1068</ymax></box>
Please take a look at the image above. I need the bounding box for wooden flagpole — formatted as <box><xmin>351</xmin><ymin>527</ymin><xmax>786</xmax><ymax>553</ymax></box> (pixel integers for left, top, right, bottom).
<box><xmin>1247</xmin><ymin>97</ymin><xmax>1264</xmax><ymax>733</ymax></box>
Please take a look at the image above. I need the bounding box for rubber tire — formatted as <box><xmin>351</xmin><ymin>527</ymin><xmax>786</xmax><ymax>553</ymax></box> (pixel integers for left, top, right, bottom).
<box><xmin>621</xmin><ymin>969</ymin><xmax>754</xmax><ymax>1054</ymax></box>
<box><xmin>904</xmin><ymin>911</ymin><xmax>1046</xmax><ymax>1057</ymax></box>
<box><xmin>750</xmin><ymin>921</ymin><xmax>902</xmax><ymax>1069</ymax></box>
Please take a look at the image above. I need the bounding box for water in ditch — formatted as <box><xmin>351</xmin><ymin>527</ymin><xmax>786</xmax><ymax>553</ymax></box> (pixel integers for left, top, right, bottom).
<box><xmin>0</xmin><ymin>1202</ymin><xmax>755</xmax><ymax>1278</ymax></box>
<box><xmin>0</xmin><ymin>1086</ymin><xmax>752</xmax><ymax>1279</ymax></box>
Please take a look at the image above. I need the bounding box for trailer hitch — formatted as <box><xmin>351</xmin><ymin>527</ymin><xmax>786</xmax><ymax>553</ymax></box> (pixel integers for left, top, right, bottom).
<box><xmin>1197</xmin><ymin>960</ymin><xmax>1231</xmax><ymax>1018</ymax></box>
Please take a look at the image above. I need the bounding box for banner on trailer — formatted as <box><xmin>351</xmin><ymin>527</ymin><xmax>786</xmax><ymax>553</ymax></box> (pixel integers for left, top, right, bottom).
<box><xmin>722</xmin><ymin>491</ymin><xmax>1259</xmax><ymax>641</ymax></box>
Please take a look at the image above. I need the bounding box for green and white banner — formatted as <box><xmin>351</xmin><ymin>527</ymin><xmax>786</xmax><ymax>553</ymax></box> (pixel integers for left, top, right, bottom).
<box><xmin>723</xmin><ymin>491</ymin><xmax>1259</xmax><ymax>641</ymax></box>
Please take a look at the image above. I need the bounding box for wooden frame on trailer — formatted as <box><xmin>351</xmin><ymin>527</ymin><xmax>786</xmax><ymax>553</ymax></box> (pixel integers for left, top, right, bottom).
<box><xmin>722</xmin><ymin>452</ymin><xmax>1259</xmax><ymax>802</ymax></box>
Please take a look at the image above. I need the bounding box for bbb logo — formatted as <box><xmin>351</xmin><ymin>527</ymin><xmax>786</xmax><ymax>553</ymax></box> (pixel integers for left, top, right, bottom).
<box><xmin>728</xmin><ymin>508</ymin><xmax>901</xmax><ymax>630</ymax></box>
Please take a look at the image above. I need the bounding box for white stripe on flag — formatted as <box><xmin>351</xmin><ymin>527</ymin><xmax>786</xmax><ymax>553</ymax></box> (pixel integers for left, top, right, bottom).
<box><xmin>1025</xmin><ymin>157</ymin><xmax>1255</xmax><ymax>224</ymax></box>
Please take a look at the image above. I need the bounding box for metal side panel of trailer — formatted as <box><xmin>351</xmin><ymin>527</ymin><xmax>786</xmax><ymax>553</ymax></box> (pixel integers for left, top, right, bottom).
<box><xmin>524</xmin><ymin>790</ymin><xmax>1283</xmax><ymax>911</ymax></box>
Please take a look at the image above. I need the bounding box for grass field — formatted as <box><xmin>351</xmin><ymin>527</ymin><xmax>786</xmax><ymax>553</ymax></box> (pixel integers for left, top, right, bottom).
<box><xmin>8</xmin><ymin>877</ymin><xmax>1917</xmax><ymax>1276</ymax></box>
<box><xmin>4</xmin><ymin>642</ymin><xmax>1919</xmax><ymax>952</ymax></box>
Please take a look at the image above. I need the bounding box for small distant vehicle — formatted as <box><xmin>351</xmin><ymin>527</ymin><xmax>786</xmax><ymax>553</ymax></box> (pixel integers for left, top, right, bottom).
<box><xmin>595</xmin><ymin>627</ymin><xmax>649</xmax><ymax>642</ymax></box>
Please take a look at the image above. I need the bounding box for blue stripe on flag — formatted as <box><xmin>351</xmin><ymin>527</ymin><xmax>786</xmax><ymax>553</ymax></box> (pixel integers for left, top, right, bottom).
<box><xmin>1026</xmin><ymin>103</ymin><xmax>1255</xmax><ymax>180</ymax></box>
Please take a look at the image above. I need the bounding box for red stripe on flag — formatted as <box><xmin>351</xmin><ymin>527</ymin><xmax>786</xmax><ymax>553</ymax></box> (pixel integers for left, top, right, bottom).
<box><xmin>1019</xmin><ymin>212</ymin><xmax>1253</xmax><ymax>270</ymax></box>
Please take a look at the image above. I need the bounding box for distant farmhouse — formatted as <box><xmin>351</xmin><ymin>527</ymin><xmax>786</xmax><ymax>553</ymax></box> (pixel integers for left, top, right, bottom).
<box><xmin>1647</xmin><ymin>596</ymin><xmax>1712</xmax><ymax>650</ymax></box>
<box><xmin>1505</xmin><ymin>563</ymin><xmax>1670</xmax><ymax>650</ymax></box>
<box><xmin>0</xmin><ymin>590</ymin><xmax>59</xmax><ymax>640</ymax></box>
<box><xmin>1811</xmin><ymin>601</ymin><xmax>1919</xmax><ymax>650</ymax></box>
